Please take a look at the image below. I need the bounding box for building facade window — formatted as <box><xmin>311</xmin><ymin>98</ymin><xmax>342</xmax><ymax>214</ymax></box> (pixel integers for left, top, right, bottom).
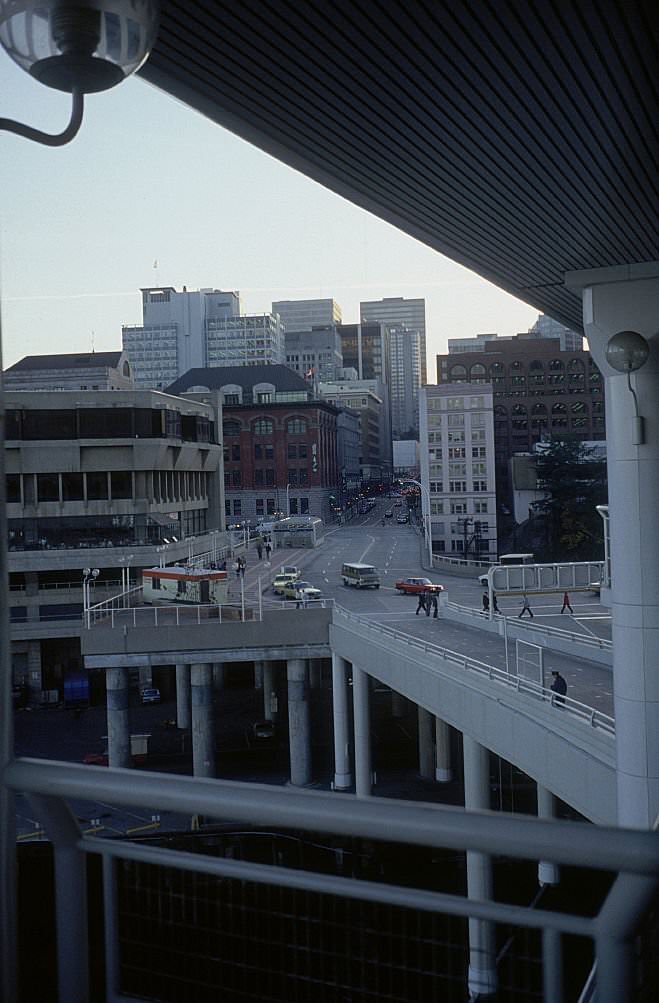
<box><xmin>253</xmin><ymin>418</ymin><xmax>274</xmax><ymax>435</ymax></box>
<box><xmin>287</xmin><ymin>418</ymin><xmax>307</xmax><ymax>434</ymax></box>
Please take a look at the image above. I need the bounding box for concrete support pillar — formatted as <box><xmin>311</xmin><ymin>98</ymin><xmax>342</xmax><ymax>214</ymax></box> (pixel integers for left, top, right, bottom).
<box><xmin>418</xmin><ymin>706</ymin><xmax>434</xmax><ymax>779</ymax></box>
<box><xmin>391</xmin><ymin>690</ymin><xmax>406</xmax><ymax>718</ymax></box>
<box><xmin>262</xmin><ymin>662</ymin><xmax>276</xmax><ymax>721</ymax></box>
<box><xmin>537</xmin><ymin>785</ymin><xmax>559</xmax><ymax>886</ymax></box>
<box><xmin>138</xmin><ymin>665</ymin><xmax>152</xmax><ymax>690</ymax></box>
<box><xmin>287</xmin><ymin>658</ymin><xmax>311</xmax><ymax>786</ymax></box>
<box><xmin>27</xmin><ymin>640</ymin><xmax>42</xmax><ymax>703</ymax></box>
<box><xmin>353</xmin><ymin>666</ymin><xmax>372</xmax><ymax>797</ymax></box>
<box><xmin>566</xmin><ymin>265</ymin><xmax>659</xmax><ymax>828</ymax></box>
<box><xmin>106</xmin><ymin>667</ymin><xmax>131</xmax><ymax>769</ymax></box>
<box><xmin>175</xmin><ymin>663</ymin><xmax>191</xmax><ymax>730</ymax></box>
<box><xmin>435</xmin><ymin>717</ymin><xmax>453</xmax><ymax>782</ymax></box>
<box><xmin>212</xmin><ymin>663</ymin><xmax>225</xmax><ymax>691</ymax></box>
<box><xmin>191</xmin><ymin>663</ymin><xmax>215</xmax><ymax>778</ymax></box>
<box><xmin>309</xmin><ymin>659</ymin><xmax>322</xmax><ymax>690</ymax></box>
<box><xmin>463</xmin><ymin>735</ymin><xmax>497</xmax><ymax>997</ymax></box>
<box><xmin>254</xmin><ymin>660</ymin><xmax>264</xmax><ymax>689</ymax></box>
<box><xmin>331</xmin><ymin>653</ymin><xmax>352</xmax><ymax>790</ymax></box>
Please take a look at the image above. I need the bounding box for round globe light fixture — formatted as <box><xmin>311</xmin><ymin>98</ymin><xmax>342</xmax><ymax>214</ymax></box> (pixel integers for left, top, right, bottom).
<box><xmin>605</xmin><ymin>330</ymin><xmax>650</xmax><ymax>373</ymax></box>
<box><xmin>0</xmin><ymin>0</ymin><xmax>159</xmax><ymax>144</ymax></box>
<box><xmin>605</xmin><ymin>330</ymin><xmax>651</xmax><ymax>445</ymax></box>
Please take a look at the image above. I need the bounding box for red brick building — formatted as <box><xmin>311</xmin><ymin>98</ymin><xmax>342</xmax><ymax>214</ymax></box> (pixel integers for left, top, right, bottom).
<box><xmin>167</xmin><ymin>366</ymin><xmax>340</xmax><ymax>523</ymax></box>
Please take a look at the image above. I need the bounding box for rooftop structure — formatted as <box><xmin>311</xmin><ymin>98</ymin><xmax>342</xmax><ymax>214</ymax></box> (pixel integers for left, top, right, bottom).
<box><xmin>272</xmin><ymin>298</ymin><xmax>342</xmax><ymax>332</ymax></box>
<box><xmin>4</xmin><ymin>351</ymin><xmax>134</xmax><ymax>391</ymax></box>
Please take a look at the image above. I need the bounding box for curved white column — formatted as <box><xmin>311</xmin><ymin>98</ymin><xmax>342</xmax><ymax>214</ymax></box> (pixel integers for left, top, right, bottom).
<box><xmin>567</xmin><ymin>264</ymin><xmax>659</xmax><ymax>828</ymax></box>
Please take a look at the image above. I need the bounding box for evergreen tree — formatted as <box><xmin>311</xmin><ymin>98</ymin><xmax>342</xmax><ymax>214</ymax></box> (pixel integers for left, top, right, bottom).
<box><xmin>531</xmin><ymin>439</ymin><xmax>607</xmax><ymax>561</ymax></box>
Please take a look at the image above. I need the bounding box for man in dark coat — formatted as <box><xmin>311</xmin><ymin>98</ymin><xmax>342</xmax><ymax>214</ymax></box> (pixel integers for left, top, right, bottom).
<box><xmin>550</xmin><ymin>670</ymin><xmax>567</xmax><ymax>705</ymax></box>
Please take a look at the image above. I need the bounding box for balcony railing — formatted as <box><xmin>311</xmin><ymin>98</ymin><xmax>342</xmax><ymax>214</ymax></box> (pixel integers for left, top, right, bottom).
<box><xmin>4</xmin><ymin>759</ymin><xmax>658</xmax><ymax>1003</ymax></box>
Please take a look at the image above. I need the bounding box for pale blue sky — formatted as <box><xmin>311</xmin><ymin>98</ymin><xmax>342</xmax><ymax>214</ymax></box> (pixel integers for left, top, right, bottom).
<box><xmin>1</xmin><ymin>54</ymin><xmax>539</xmax><ymax>373</ymax></box>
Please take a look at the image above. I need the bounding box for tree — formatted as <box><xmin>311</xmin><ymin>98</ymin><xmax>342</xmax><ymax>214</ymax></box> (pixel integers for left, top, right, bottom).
<box><xmin>531</xmin><ymin>439</ymin><xmax>607</xmax><ymax>561</ymax></box>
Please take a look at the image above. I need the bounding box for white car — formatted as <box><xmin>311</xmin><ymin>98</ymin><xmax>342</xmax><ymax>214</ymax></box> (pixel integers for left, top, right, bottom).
<box><xmin>282</xmin><ymin>580</ymin><xmax>322</xmax><ymax>601</ymax></box>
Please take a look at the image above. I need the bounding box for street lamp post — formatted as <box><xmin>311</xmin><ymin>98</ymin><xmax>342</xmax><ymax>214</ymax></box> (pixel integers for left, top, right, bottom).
<box><xmin>82</xmin><ymin>568</ymin><xmax>99</xmax><ymax>628</ymax></box>
<box><xmin>406</xmin><ymin>479</ymin><xmax>433</xmax><ymax>567</ymax></box>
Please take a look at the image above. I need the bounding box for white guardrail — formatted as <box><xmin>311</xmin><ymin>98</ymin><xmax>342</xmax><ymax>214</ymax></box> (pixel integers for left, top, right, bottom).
<box><xmin>85</xmin><ymin>593</ymin><xmax>334</xmax><ymax>628</ymax></box>
<box><xmin>334</xmin><ymin>606</ymin><xmax>615</xmax><ymax>737</ymax></box>
<box><xmin>446</xmin><ymin>599</ymin><xmax>612</xmax><ymax>652</ymax></box>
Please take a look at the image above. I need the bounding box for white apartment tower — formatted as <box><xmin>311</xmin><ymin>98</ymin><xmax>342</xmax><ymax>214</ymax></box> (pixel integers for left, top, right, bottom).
<box><xmin>419</xmin><ymin>383</ymin><xmax>497</xmax><ymax>560</ymax></box>
<box><xmin>360</xmin><ymin>296</ymin><xmax>427</xmax><ymax>384</ymax></box>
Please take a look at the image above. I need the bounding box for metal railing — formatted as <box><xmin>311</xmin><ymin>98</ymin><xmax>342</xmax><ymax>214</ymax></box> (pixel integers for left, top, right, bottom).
<box><xmin>446</xmin><ymin>599</ymin><xmax>612</xmax><ymax>652</ymax></box>
<box><xmin>5</xmin><ymin>759</ymin><xmax>658</xmax><ymax>1003</ymax></box>
<box><xmin>334</xmin><ymin>606</ymin><xmax>615</xmax><ymax>736</ymax></box>
<box><xmin>86</xmin><ymin>593</ymin><xmax>334</xmax><ymax>628</ymax></box>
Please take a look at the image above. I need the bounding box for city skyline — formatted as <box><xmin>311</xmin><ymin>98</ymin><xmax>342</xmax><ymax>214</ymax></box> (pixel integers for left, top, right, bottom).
<box><xmin>0</xmin><ymin>56</ymin><xmax>539</xmax><ymax>372</ymax></box>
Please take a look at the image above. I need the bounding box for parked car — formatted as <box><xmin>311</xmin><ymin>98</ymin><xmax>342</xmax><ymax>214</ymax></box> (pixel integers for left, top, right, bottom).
<box><xmin>282</xmin><ymin>580</ymin><xmax>322</xmax><ymax>601</ymax></box>
<box><xmin>397</xmin><ymin>513</ymin><xmax>409</xmax><ymax>523</ymax></box>
<box><xmin>395</xmin><ymin>577</ymin><xmax>445</xmax><ymax>595</ymax></box>
<box><xmin>140</xmin><ymin>687</ymin><xmax>161</xmax><ymax>705</ymax></box>
<box><xmin>272</xmin><ymin>571</ymin><xmax>300</xmax><ymax>594</ymax></box>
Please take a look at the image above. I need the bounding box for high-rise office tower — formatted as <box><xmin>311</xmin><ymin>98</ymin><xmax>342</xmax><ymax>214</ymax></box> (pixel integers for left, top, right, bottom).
<box><xmin>272</xmin><ymin>298</ymin><xmax>342</xmax><ymax>332</ymax></box>
<box><xmin>284</xmin><ymin>326</ymin><xmax>343</xmax><ymax>383</ymax></box>
<box><xmin>388</xmin><ymin>326</ymin><xmax>422</xmax><ymax>439</ymax></box>
<box><xmin>360</xmin><ymin>296</ymin><xmax>427</xmax><ymax>384</ymax></box>
<box><xmin>122</xmin><ymin>287</ymin><xmax>282</xmax><ymax>387</ymax></box>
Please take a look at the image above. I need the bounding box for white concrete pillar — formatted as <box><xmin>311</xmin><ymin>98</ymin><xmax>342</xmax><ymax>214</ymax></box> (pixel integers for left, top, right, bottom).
<box><xmin>435</xmin><ymin>718</ymin><xmax>453</xmax><ymax>782</ymax></box>
<box><xmin>537</xmin><ymin>785</ymin><xmax>559</xmax><ymax>886</ymax></box>
<box><xmin>106</xmin><ymin>667</ymin><xmax>131</xmax><ymax>769</ymax></box>
<box><xmin>212</xmin><ymin>663</ymin><xmax>225</xmax><ymax>691</ymax></box>
<box><xmin>463</xmin><ymin>735</ymin><xmax>497</xmax><ymax>997</ymax></box>
<box><xmin>262</xmin><ymin>662</ymin><xmax>276</xmax><ymax>721</ymax></box>
<box><xmin>191</xmin><ymin>663</ymin><xmax>215</xmax><ymax>778</ymax></box>
<box><xmin>175</xmin><ymin>663</ymin><xmax>191</xmax><ymax>730</ymax></box>
<box><xmin>287</xmin><ymin>658</ymin><xmax>311</xmax><ymax>786</ymax></box>
<box><xmin>138</xmin><ymin>665</ymin><xmax>152</xmax><ymax>690</ymax></box>
<box><xmin>331</xmin><ymin>653</ymin><xmax>352</xmax><ymax>790</ymax></box>
<box><xmin>254</xmin><ymin>660</ymin><xmax>264</xmax><ymax>689</ymax></box>
<box><xmin>391</xmin><ymin>690</ymin><xmax>406</xmax><ymax>718</ymax></box>
<box><xmin>27</xmin><ymin>640</ymin><xmax>42</xmax><ymax>703</ymax></box>
<box><xmin>309</xmin><ymin>659</ymin><xmax>322</xmax><ymax>690</ymax></box>
<box><xmin>417</xmin><ymin>706</ymin><xmax>434</xmax><ymax>779</ymax></box>
<box><xmin>353</xmin><ymin>666</ymin><xmax>372</xmax><ymax>797</ymax></box>
<box><xmin>566</xmin><ymin>265</ymin><xmax>659</xmax><ymax>828</ymax></box>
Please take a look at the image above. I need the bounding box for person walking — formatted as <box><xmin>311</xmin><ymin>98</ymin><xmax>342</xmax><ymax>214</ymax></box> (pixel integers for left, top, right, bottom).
<box><xmin>265</xmin><ymin>541</ymin><xmax>272</xmax><ymax>561</ymax></box>
<box><xmin>482</xmin><ymin>591</ymin><xmax>490</xmax><ymax>614</ymax></box>
<box><xmin>560</xmin><ymin>591</ymin><xmax>573</xmax><ymax>614</ymax></box>
<box><xmin>430</xmin><ymin>593</ymin><xmax>439</xmax><ymax>619</ymax></box>
<box><xmin>256</xmin><ymin>542</ymin><xmax>263</xmax><ymax>561</ymax></box>
<box><xmin>518</xmin><ymin>593</ymin><xmax>533</xmax><ymax>618</ymax></box>
<box><xmin>416</xmin><ymin>592</ymin><xmax>427</xmax><ymax>615</ymax></box>
<box><xmin>492</xmin><ymin>592</ymin><xmax>500</xmax><ymax>614</ymax></box>
<box><xmin>550</xmin><ymin>670</ymin><xmax>567</xmax><ymax>705</ymax></box>
<box><xmin>425</xmin><ymin>589</ymin><xmax>433</xmax><ymax>616</ymax></box>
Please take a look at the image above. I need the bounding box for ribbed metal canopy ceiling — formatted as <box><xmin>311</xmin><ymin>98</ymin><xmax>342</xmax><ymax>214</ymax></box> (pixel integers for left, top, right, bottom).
<box><xmin>141</xmin><ymin>1</ymin><xmax>659</xmax><ymax>334</ymax></box>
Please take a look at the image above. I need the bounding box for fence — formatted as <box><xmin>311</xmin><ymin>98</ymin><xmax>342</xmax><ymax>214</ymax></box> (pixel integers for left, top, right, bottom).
<box><xmin>5</xmin><ymin>759</ymin><xmax>658</xmax><ymax>1003</ymax></box>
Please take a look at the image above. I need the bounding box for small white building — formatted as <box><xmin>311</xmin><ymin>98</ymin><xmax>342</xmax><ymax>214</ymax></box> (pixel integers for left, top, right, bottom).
<box><xmin>419</xmin><ymin>383</ymin><xmax>497</xmax><ymax>559</ymax></box>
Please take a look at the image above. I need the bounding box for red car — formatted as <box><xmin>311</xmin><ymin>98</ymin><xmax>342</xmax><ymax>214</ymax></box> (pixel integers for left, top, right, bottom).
<box><xmin>395</xmin><ymin>577</ymin><xmax>445</xmax><ymax>595</ymax></box>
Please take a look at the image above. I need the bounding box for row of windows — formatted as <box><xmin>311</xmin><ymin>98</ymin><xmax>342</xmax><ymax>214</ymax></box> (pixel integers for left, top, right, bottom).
<box><xmin>6</xmin><ymin>408</ymin><xmax>213</xmax><ymax>444</ymax></box>
<box><xmin>6</xmin><ymin>470</ymin><xmax>207</xmax><ymax>505</ymax></box>
<box><xmin>223</xmin><ymin>417</ymin><xmax>308</xmax><ymax>436</ymax></box>
<box><xmin>446</xmin><ymin>359</ymin><xmax>599</xmax><ymax>380</ymax></box>
<box><xmin>226</xmin><ymin>497</ymin><xmax>311</xmax><ymax>517</ymax></box>
<box><xmin>495</xmin><ymin>402</ymin><xmax>594</xmax><ymax>417</ymax></box>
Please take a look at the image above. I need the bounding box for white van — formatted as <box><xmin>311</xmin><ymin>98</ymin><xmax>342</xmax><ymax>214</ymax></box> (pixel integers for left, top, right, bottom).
<box><xmin>341</xmin><ymin>562</ymin><xmax>380</xmax><ymax>589</ymax></box>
